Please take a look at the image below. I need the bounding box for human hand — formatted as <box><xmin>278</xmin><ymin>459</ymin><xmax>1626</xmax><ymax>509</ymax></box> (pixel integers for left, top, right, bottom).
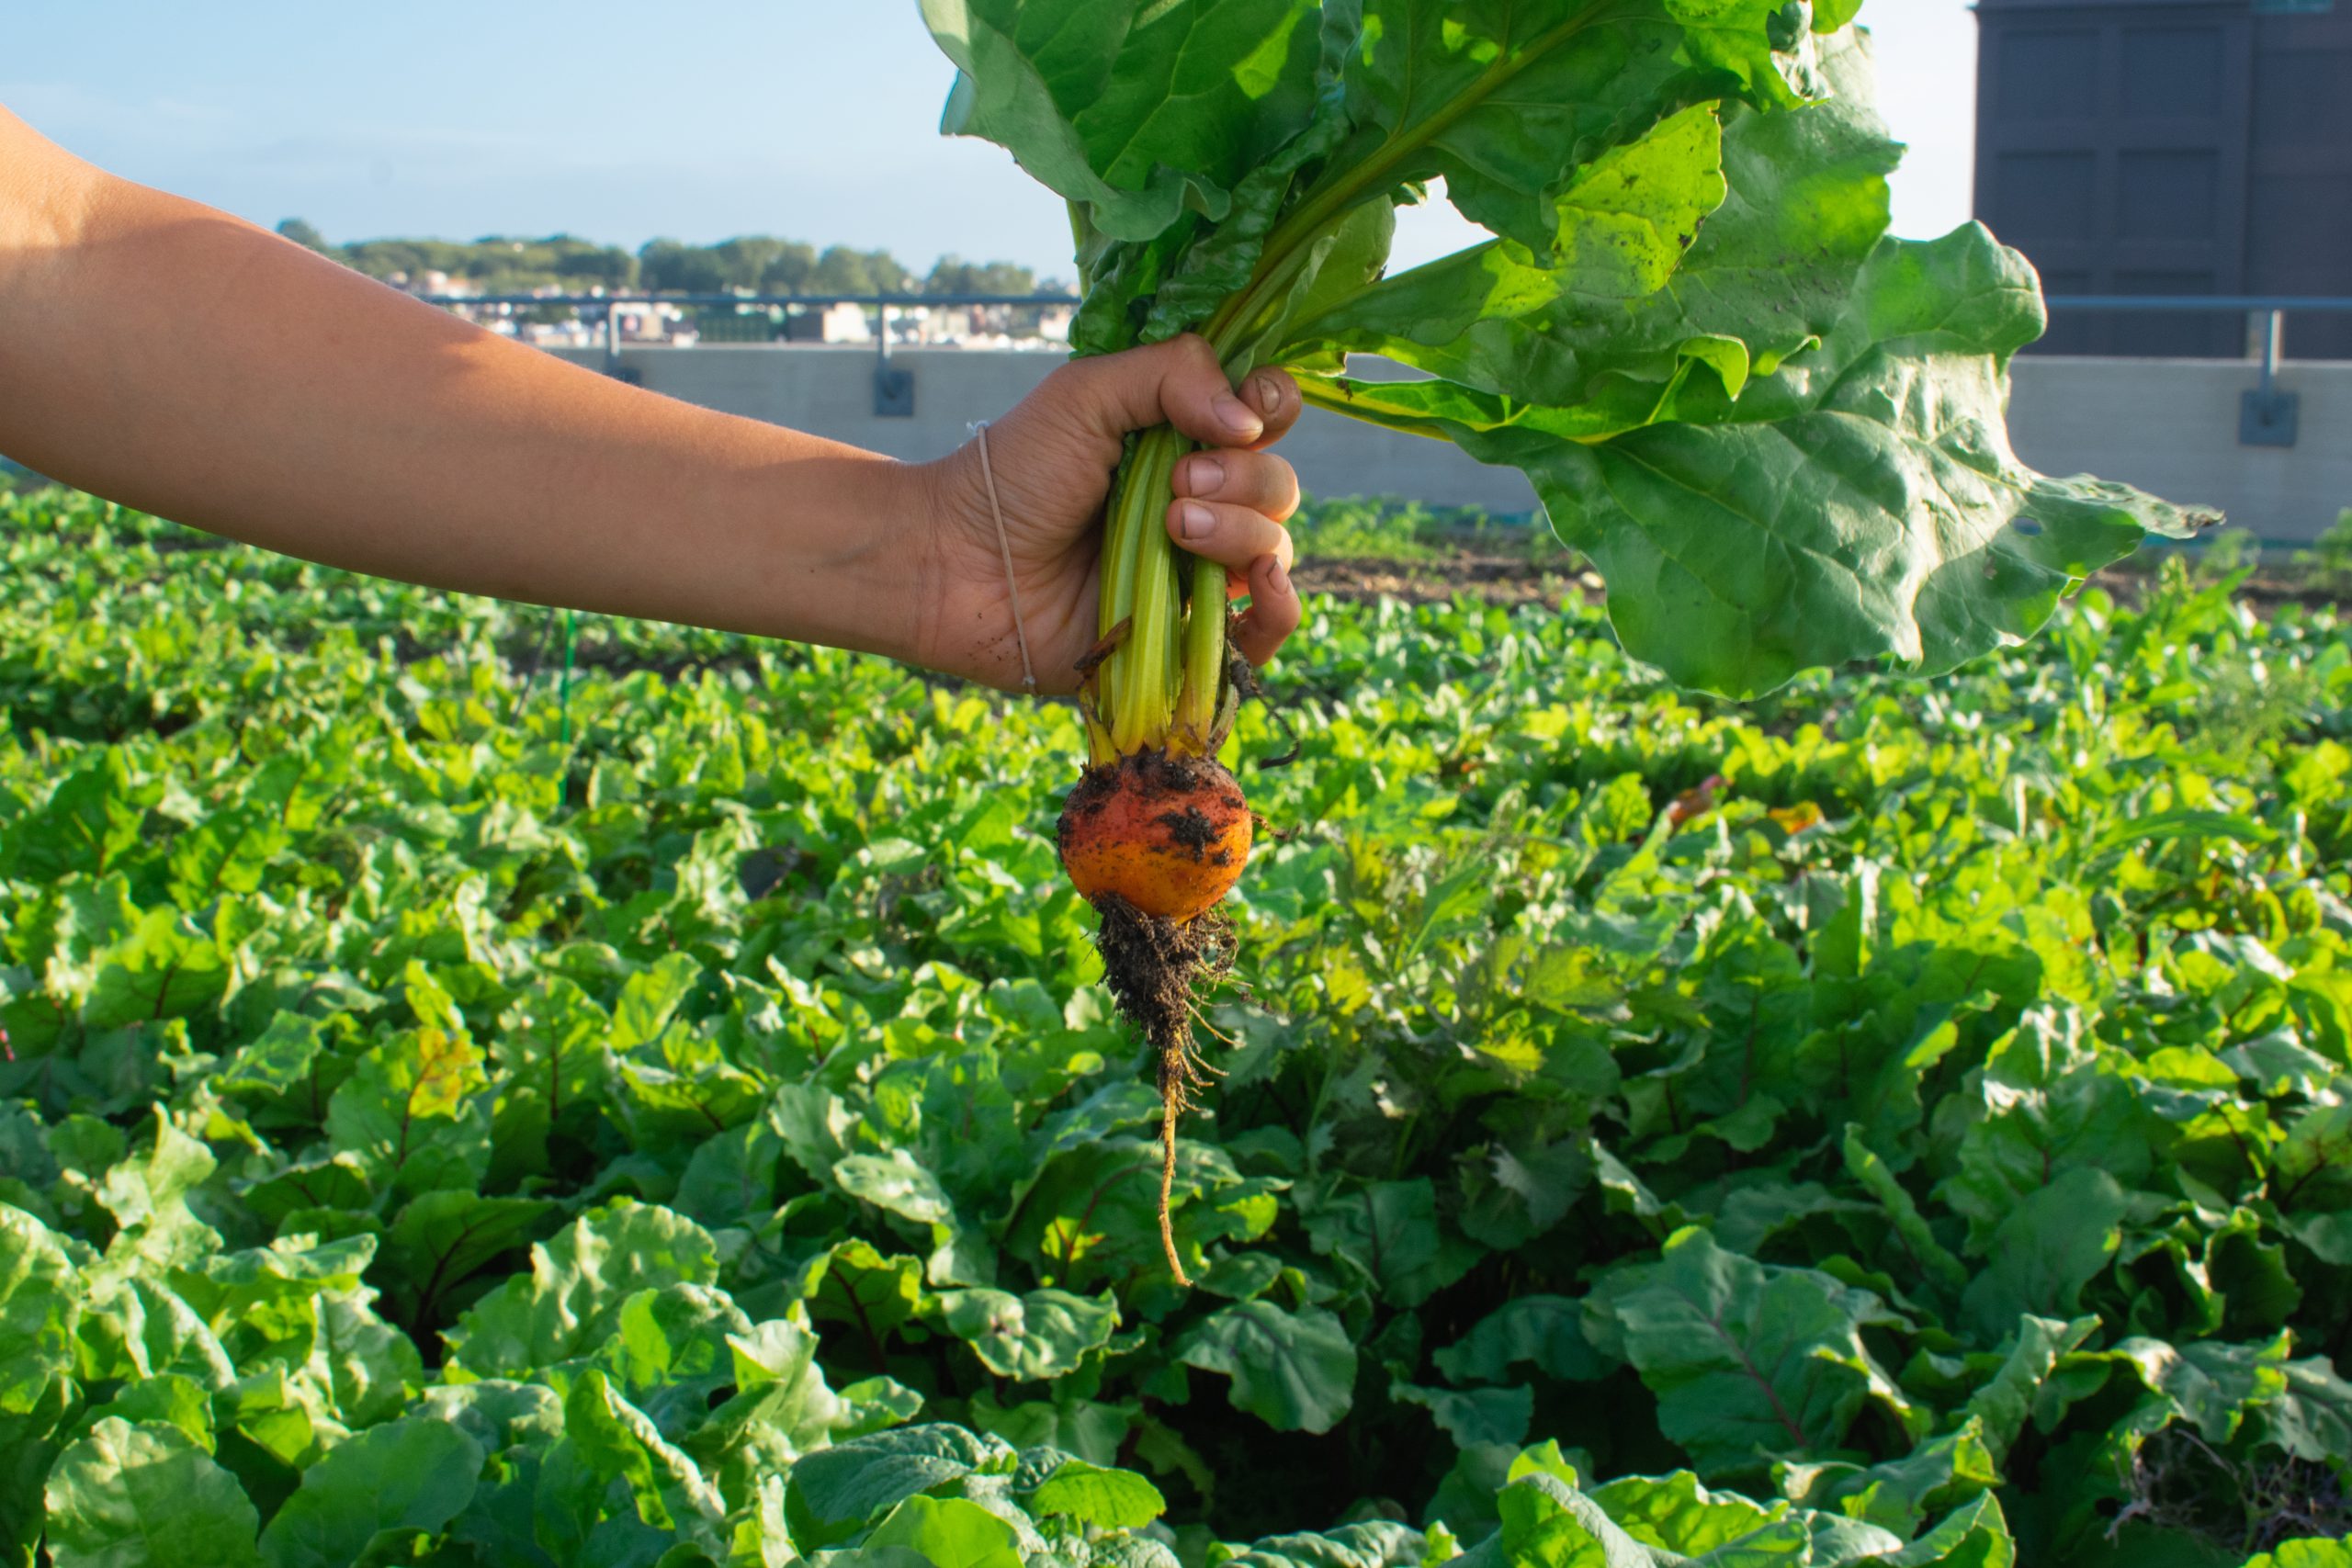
<box><xmin>911</xmin><ymin>334</ymin><xmax>1305</xmax><ymax>695</ymax></box>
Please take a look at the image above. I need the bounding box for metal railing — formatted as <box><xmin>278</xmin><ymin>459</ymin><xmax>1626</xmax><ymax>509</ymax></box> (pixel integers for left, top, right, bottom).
<box><xmin>413</xmin><ymin>287</ymin><xmax>2349</xmax><ymax>443</ymax></box>
<box><xmin>2040</xmin><ymin>295</ymin><xmax>2352</xmax><ymax>449</ymax></box>
<box><xmin>417</xmin><ymin>290</ymin><xmax>1079</xmax><ymax>415</ymax></box>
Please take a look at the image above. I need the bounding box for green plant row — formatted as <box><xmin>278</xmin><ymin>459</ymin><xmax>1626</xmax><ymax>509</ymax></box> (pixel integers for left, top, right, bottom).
<box><xmin>2</xmin><ymin>490</ymin><xmax>2349</xmax><ymax>1567</ymax></box>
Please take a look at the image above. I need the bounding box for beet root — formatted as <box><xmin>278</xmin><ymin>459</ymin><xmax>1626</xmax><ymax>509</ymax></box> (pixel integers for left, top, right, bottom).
<box><xmin>1057</xmin><ymin>750</ymin><xmax>1250</xmax><ymax>921</ymax></box>
<box><xmin>1058</xmin><ymin>751</ymin><xmax>1252</xmax><ymax>1284</ymax></box>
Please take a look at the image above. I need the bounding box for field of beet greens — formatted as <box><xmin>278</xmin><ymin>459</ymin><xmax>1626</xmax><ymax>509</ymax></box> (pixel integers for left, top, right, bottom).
<box><xmin>4</xmin><ymin>486</ymin><xmax>2351</xmax><ymax>1568</ymax></box>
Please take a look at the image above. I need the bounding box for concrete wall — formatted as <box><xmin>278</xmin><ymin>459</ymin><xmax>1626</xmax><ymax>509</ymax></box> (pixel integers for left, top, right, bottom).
<box><xmin>552</xmin><ymin>344</ymin><xmax>2352</xmax><ymax>542</ymax></box>
<box><xmin>548</xmin><ymin>344</ymin><xmax>1545</xmax><ymax>516</ymax></box>
<box><xmin>2007</xmin><ymin>357</ymin><xmax>2352</xmax><ymax>543</ymax></box>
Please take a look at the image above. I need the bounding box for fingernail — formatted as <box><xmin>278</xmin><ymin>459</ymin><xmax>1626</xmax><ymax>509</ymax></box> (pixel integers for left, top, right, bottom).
<box><xmin>1251</xmin><ymin>374</ymin><xmax>1283</xmax><ymax>415</ymax></box>
<box><xmin>1212</xmin><ymin>392</ymin><xmax>1262</xmax><ymax>439</ymax></box>
<box><xmin>1185</xmin><ymin>455</ymin><xmax>1226</xmax><ymax>495</ymax></box>
<box><xmin>1179</xmin><ymin>501</ymin><xmax>1216</xmax><ymax>542</ymax></box>
<box><xmin>1269</xmin><ymin>558</ymin><xmax>1291</xmax><ymax>593</ymax></box>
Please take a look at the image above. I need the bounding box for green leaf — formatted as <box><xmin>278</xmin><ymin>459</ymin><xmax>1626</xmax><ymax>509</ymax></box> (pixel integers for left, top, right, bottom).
<box><xmin>0</xmin><ymin>1375</ymin><xmax>74</xmax><ymax>1568</ymax></box>
<box><xmin>166</xmin><ymin>807</ymin><xmax>291</xmax><ymax>908</ymax></box>
<box><xmin>1434</xmin><ymin>1296</ymin><xmax>1612</xmax><ymax>1386</ymax></box>
<box><xmin>691</xmin><ymin>1317</ymin><xmax>862</xmax><ymax>1504</ymax></box>
<box><xmin>1959</xmin><ymin>1168</ymin><xmax>2129</xmax><ymax>1342</ymax></box>
<box><xmin>96</xmin><ymin>1111</ymin><xmax>220</xmax><ymax>1275</ymax></box>
<box><xmin>81</xmin><ymin>1374</ymin><xmax>213</xmax><ymax>1453</ymax></box>
<box><xmin>1879</xmin><ymin>1494</ymin><xmax>2015</xmax><ymax>1568</ymax></box>
<box><xmin>2256</xmin><ymin>1352</ymin><xmax>2352</xmax><ymax>1466</ymax></box>
<box><xmin>1777</xmin><ymin>1423</ymin><xmax>2003</xmax><ymax>1540</ymax></box>
<box><xmin>1392</xmin><ymin>1382</ymin><xmax>1534</xmax><ymax>1450</ymax></box>
<box><xmin>446</xmin><ymin>1201</ymin><xmax>718</xmax><ymax>1380</ymax></box>
<box><xmin>1025</xmin><ymin>1459</ymin><xmax>1167</xmax><ymax>1529</ymax></box>
<box><xmin>1840</xmin><ymin>1123</ymin><xmax>1967</xmax><ymax>1298</ymax></box>
<box><xmin>1305</xmin><ymin>1178</ymin><xmax>1473</xmax><ymax>1306</ymax></box>
<box><xmin>933</xmin><ymin>1287</ymin><xmax>1119</xmax><ymax>1381</ymax></box>
<box><xmin>1326</xmin><ymin>0</ymin><xmax>1803</xmax><ymax>258</ymax></box>
<box><xmin>379</xmin><ymin>1190</ymin><xmax>553</xmax><ymax>1328</ymax></box>
<box><xmin>1611</xmin><ymin>1228</ymin><xmax>1917</xmax><ymax>1476</ymax></box>
<box><xmin>0</xmin><ymin>1205</ymin><xmax>79</xmax><ymax>1415</ymax></box>
<box><xmin>802</xmin><ymin>1238</ymin><xmax>929</xmax><ymax>1347</ymax></box>
<box><xmin>865</xmin><ymin>1495</ymin><xmax>1023</xmax><ymax>1568</ymax></box>
<box><xmin>257</xmin><ymin>1416</ymin><xmax>483</xmax><ymax>1568</ymax></box>
<box><xmin>213</xmin><ymin>1013</ymin><xmax>327</xmax><ymax>1104</ymax></box>
<box><xmin>1940</xmin><ymin>1008</ymin><xmax>2160</xmax><ymax>1251</ymax></box>
<box><xmin>1495</xmin><ymin>1471</ymin><xmax>1665</xmax><ymax>1568</ymax></box>
<box><xmin>416</xmin><ymin>1380</ymin><xmax>566</xmax><ymax>1453</ymax></box>
<box><xmin>563</xmin><ymin>1369</ymin><xmax>727</xmax><ymax>1549</ymax></box>
<box><xmin>322</xmin><ymin>1027</ymin><xmax>492</xmax><ymax>1201</ymax></box>
<box><xmin>1175</xmin><ymin>1300</ymin><xmax>1357</xmax><ymax>1434</ymax></box>
<box><xmin>2273</xmin><ymin>1100</ymin><xmax>2352</xmax><ymax>1213</ymax></box>
<box><xmin>2</xmin><ymin>757</ymin><xmax>149</xmax><ymax>885</ymax></box>
<box><xmin>1426</xmin><ymin>225</ymin><xmax>2196</xmax><ymax>696</ymax></box>
<box><xmin>1584</xmin><ymin>1469</ymin><xmax>1785</xmax><ymax>1557</ymax></box>
<box><xmin>920</xmin><ymin>0</ymin><xmax>1322</xmax><ymax>242</ymax></box>
<box><xmin>43</xmin><ymin>1417</ymin><xmax>262</xmax><ymax>1568</ymax></box>
<box><xmin>786</xmin><ymin>1425</ymin><xmax>1013</xmax><ymax>1543</ymax></box>
<box><xmin>1295</xmin><ymin>25</ymin><xmax>1893</xmax><ymax>423</ymax></box>
<box><xmin>2244</xmin><ymin>1544</ymin><xmax>2352</xmax><ymax>1568</ymax></box>
<box><xmin>81</xmin><ymin>906</ymin><xmax>228</xmax><ymax>1030</ymax></box>
<box><xmin>836</xmin><ymin>1151</ymin><xmax>956</xmax><ymax>1226</ymax></box>
<box><xmin>1959</xmin><ymin>1316</ymin><xmax>2100</xmax><ymax>1460</ymax></box>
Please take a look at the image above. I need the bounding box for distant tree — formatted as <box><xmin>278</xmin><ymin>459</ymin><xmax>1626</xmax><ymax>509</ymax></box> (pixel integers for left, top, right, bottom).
<box><xmin>276</xmin><ymin>218</ymin><xmax>332</xmax><ymax>254</ymax></box>
<box><xmin>328</xmin><ymin>235</ymin><xmax>636</xmax><ymax>293</ymax></box>
<box><xmin>757</xmin><ymin>241</ymin><xmax>820</xmax><ymax>295</ymax></box>
<box><xmin>709</xmin><ymin>237</ymin><xmax>784</xmax><ymax>291</ymax></box>
<box><xmin>924</xmin><ymin>255</ymin><xmax>1036</xmax><ymax>298</ymax></box>
<box><xmin>305</xmin><ymin>229</ymin><xmax>1041</xmax><ymax>304</ymax></box>
<box><xmin>638</xmin><ymin>239</ymin><xmax>729</xmax><ymax>294</ymax></box>
<box><xmin>810</xmin><ymin>245</ymin><xmax>911</xmax><ymax>296</ymax></box>
<box><xmin>543</xmin><ymin>238</ymin><xmax>638</xmax><ymax>291</ymax></box>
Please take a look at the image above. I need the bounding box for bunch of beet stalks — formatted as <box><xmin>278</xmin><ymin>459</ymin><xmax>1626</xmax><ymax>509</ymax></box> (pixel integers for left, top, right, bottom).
<box><xmin>1004</xmin><ymin>316</ymin><xmax>1272</xmax><ymax>1283</ymax></box>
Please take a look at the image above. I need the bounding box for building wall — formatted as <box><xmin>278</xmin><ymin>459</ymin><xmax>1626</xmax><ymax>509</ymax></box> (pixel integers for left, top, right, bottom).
<box><xmin>548</xmin><ymin>344</ymin><xmax>2352</xmax><ymax>544</ymax></box>
<box><xmin>1974</xmin><ymin>0</ymin><xmax>2352</xmax><ymax>359</ymax></box>
<box><xmin>2006</xmin><ymin>355</ymin><xmax>2352</xmax><ymax>540</ymax></box>
<box><xmin>2245</xmin><ymin>0</ymin><xmax>2352</xmax><ymax>356</ymax></box>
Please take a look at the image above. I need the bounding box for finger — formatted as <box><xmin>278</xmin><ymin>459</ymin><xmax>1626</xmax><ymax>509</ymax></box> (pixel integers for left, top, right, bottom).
<box><xmin>1049</xmin><ymin>333</ymin><xmax>1268</xmax><ymax>448</ymax></box>
<box><xmin>1235</xmin><ymin>367</ymin><xmax>1304</xmax><ymax>447</ymax></box>
<box><xmin>1171</xmin><ymin>448</ymin><xmax>1301</xmax><ymax>521</ymax></box>
<box><xmin>1229</xmin><ymin>555</ymin><xmax>1301</xmax><ymax>668</ymax></box>
<box><xmin>1167</xmin><ymin>499</ymin><xmax>1294</xmax><ymax>578</ymax></box>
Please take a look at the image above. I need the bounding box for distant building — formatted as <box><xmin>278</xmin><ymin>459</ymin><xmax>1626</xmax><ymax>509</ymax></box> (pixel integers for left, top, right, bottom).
<box><xmin>1973</xmin><ymin>0</ymin><xmax>2352</xmax><ymax>358</ymax></box>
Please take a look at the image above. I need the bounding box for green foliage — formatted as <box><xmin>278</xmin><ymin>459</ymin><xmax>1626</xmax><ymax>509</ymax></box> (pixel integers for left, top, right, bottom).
<box><xmin>6</xmin><ymin>492</ymin><xmax>2352</xmax><ymax>1566</ymax></box>
<box><xmin>1285</xmin><ymin>500</ymin><xmax>1487</xmax><ymax>565</ymax></box>
<box><xmin>287</xmin><ymin>225</ymin><xmax>1044</xmax><ymax>299</ymax></box>
<box><xmin>2295</xmin><ymin>511</ymin><xmax>2352</xmax><ymax>596</ymax></box>
<box><xmin>2197</xmin><ymin>530</ymin><xmax>2266</xmax><ymax>584</ymax></box>
<box><xmin>333</xmin><ymin>232</ymin><xmax>643</xmax><ymax>293</ymax></box>
<box><xmin>924</xmin><ymin>1</ymin><xmax>2200</xmax><ymax>705</ymax></box>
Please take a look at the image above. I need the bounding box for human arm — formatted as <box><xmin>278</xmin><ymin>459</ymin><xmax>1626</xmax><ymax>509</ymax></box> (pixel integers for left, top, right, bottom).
<box><xmin>0</xmin><ymin>105</ymin><xmax>1302</xmax><ymax>693</ymax></box>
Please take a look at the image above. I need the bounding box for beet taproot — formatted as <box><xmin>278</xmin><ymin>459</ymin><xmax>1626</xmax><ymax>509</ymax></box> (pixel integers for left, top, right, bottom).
<box><xmin>1057</xmin><ymin>748</ymin><xmax>1254</xmax><ymax>1284</ymax></box>
<box><xmin>1057</xmin><ymin>749</ymin><xmax>1250</xmax><ymax>921</ymax></box>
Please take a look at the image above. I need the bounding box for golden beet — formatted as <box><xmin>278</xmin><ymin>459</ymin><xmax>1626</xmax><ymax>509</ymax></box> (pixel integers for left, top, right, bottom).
<box><xmin>1057</xmin><ymin>750</ymin><xmax>1250</xmax><ymax>922</ymax></box>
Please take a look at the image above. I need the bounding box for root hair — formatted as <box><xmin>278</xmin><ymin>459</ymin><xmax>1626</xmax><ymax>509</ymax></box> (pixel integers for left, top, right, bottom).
<box><xmin>1091</xmin><ymin>893</ymin><xmax>1235</xmax><ymax>1285</ymax></box>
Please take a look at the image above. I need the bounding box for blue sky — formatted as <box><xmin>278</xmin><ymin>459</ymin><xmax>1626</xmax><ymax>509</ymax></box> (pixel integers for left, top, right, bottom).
<box><xmin>6</xmin><ymin>3</ymin><xmax>1981</xmax><ymax>280</ymax></box>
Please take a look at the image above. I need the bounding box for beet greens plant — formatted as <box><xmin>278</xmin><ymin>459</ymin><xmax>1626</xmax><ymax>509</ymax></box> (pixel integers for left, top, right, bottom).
<box><xmin>922</xmin><ymin>0</ymin><xmax>2202</xmax><ymax>1276</ymax></box>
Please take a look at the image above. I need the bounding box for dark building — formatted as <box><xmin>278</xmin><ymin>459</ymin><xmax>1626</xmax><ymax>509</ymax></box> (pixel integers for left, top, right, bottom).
<box><xmin>1973</xmin><ymin>0</ymin><xmax>2352</xmax><ymax>358</ymax></box>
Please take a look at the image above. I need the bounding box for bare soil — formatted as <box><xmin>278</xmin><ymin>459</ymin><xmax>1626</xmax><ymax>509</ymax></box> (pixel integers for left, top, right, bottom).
<box><xmin>1291</xmin><ymin>552</ymin><xmax>1595</xmax><ymax>609</ymax></box>
<box><xmin>1292</xmin><ymin>549</ymin><xmax>2351</xmax><ymax>615</ymax></box>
